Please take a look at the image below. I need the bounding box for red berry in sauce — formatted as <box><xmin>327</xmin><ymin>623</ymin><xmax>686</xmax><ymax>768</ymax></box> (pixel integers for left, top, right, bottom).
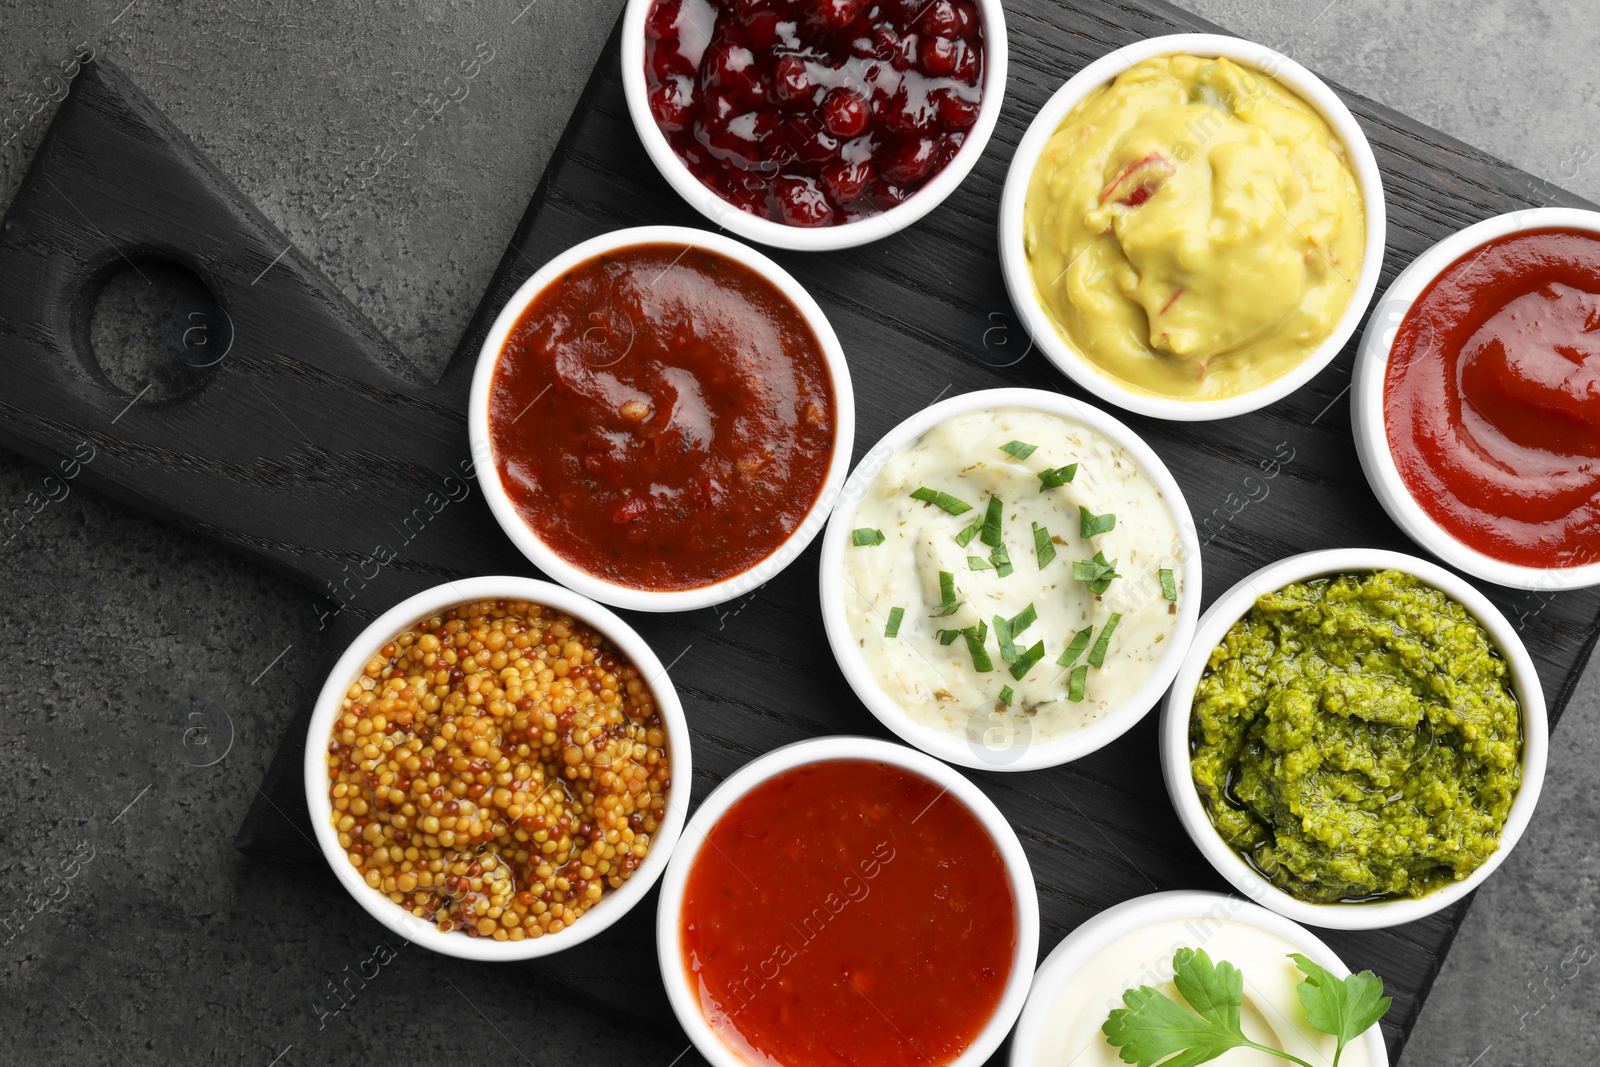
<box><xmin>931</xmin><ymin>86</ymin><xmax>980</xmax><ymax>130</ymax></box>
<box><xmin>879</xmin><ymin>137</ymin><xmax>937</xmax><ymax>184</ymax></box>
<box><xmin>918</xmin><ymin>1</ymin><xmax>960</xmax><ymax>38</ymax></box>
<box><xmin>952</xmin><ymin>1</ymin><xmax>980</xmax><ymax>36</ymax></box>
<box><xmin>951</xmin><ymin>37</ymin><xmax>980</xmax><ymax>83</ymax></box>
<box><xmin>821</xmin><ymin>88</ymin><xmax>870</xmax><ymax>138</ymax></box>
<box><xmin>772</xmin><ymin>176</ymin><xmax>834</xmax><ymax>226</ymax></box>
<box><xmin>809</xmin><ymin>0</ymin><xmax>860</xmax><ymax>31</ymax></box>
<box><xmin>744</xmin><ymin>8</ymin><xmax>781</xmax><ymax>50</ymax></box>
<box><xmin>772</xmin><ymin>55</ymin><xmax>811</xmax><ymax>106</ymax></box>
<box><xmin>919</xmin><ymin>35</ymin><xmax>959</xmax><ymax>77</ymax></box>
<box><xmin>649</xmin><ymin>78</ymin><xmax>697</xmax><ymax>134</ymax></box>
<box><xmin>642</xmin><ymin>0</ymin><xmax>985</xmax><ymax>227</ymax></box>
<box><xmin>821</xmin><ymin>158</ymin><xmax>874</xmax><ymax>202</ymax></box>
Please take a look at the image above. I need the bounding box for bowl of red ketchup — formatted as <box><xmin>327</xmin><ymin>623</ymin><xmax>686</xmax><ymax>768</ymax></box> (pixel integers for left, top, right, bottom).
<box><xmin>655</xmin><ymin>735</ymin><xmax>1039</xmax><ymax>1067</ymax></box>
<box><xmin>1353</xmin><ymin>207</ymin><xmax>1600</xmax><ymax>590</ymax></box>
<box><xmin>469</xmin><ymin>225</ymin><xmax>855</xmax><ymax>612</ymax></box>
<box><xmin>620</xmin><ymin>0</ymin><xmax>1008</xmax><ymax>251</ymax></box>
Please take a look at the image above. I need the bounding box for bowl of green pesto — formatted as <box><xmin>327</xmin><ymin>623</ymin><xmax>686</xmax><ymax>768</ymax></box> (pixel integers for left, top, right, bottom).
<box><xmin>1160</xmin><ymin>548</ymin><xmax>1548</xmax><ymax>930</ymax></box>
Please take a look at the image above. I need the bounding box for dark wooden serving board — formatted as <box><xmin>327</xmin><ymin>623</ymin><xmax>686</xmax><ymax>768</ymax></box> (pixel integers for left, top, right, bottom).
<box><xmin>2</xmin><ymin>2</ymin><xmax>1596</xmax><ymax>1063</ymax></box>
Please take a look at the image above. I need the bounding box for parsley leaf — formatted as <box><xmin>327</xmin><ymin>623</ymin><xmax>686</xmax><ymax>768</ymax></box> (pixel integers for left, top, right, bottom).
<box><xmin>1032</xmin><ymin>521</ymin><xmax>1057</xmax><ymax>569</ymax></box>
<box><xmin>967</xmin><ymin>555</ymin><xmax>992</xmax><ymax>571</ymax></box>
<box><xmin>1067</xmin><ymin>664</ymin><xmax>1088</xmax><ymax>701</ymax></box>
<box><xmin>954</xmin><ymin>520</ymin><xmax>983</xmax><ymax>547</ymax></box>
<box><xmin>1079</xmin><ymin>506</ymin><xmax>1117</xmax><ymax>538</ymax></box>
<box><xmin>883</xmin><ymin>607</ymin><xmax>904</xmax><ymax>638</ymax></box>
<box><xmin>1037</xmin><ymin>463</ymin><xmax>1078</xmax><ymax>491</ymax></box>
<box><xmin>910</xmin><ymin>486</ymin><xmax>973</xmax><ymax>515</ymax></box>
<box><xmin>999</xmin><ymin>440</ymin><xmax>1037</xmax><ymax>460</ymax></box>
<box><xmin>1072</xmin><ymin>551</ymin><xmax>1122</xmax><ymax>595</ymax></box>
<box><xmin>998</xmin><ymin>684</ymin><xmax>1014</xmax><ymax>705</ymax></box>
<box><xmin>1102</xmin><ymin>948</ymin><xmax>1257</xmax><ymax>1067</ymax></box>
<box><xmin>1291</xmin><ymin>954</ymin><xmax>1390</xmax><ymax>1067</ymax></box>
<box><xmin>851</xmin><ymin>528</ymin><xmax>885</xmax><ymax>546</ymax></box>
<box><xmin>1102</xmin><ymin>947</ymin><xmax>1386</xmax><ymax>1067</ymax></box>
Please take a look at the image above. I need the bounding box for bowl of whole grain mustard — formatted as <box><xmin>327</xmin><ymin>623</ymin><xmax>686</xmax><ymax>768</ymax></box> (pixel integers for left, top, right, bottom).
<box><xmin>1159</xmin><ymin>549</ymin><xmax>1547</xmax><ymax>930</ymax></box>
<box><xmin>305</xmin><ymin>576</ymin><xmax>689</xmax><ymax>959</ymax></box>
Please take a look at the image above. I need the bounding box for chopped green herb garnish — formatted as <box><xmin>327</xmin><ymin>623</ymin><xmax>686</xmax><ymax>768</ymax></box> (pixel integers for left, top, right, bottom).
<box><xmin>910</xmin><ymin>486</ymin><xmax>974</xmax><ymax>516</ymax></box>
<box><xmin>1038</xmin><ymin>463</ymin><xmax>1078</xmax><ymax>491</ymax></box>
<box><xmin>966</xmin><ymin>555</ymin><xmax>992</xmax><ymax>571</ymax></box>
<box><xmin>1088</xmin><ymin>612</ymin><xmax>1121</xmax><ymax>668</ymax></box>
<box><xmin>883</xmin><ymin>606</ymin><xmax>904</xmax><ymax>638</ymax></box>
<box><xmin>1009</xmin><ymin>602</ymin><xmax>1037</xmax><ymax>637</ymax></box>
<box><xmin>954</xmin><ymin>520</ymin><xmax>982</xmax><ymax>547</ymax></box>
<box><xmin>1079</xmin><ymin>506</ymin><xmax>1117</xmax><ymax>538</ymax></box>
<box><xmin>976</xmin><ymin>496</ymin><xmax>1011</xmax><ymax>575</ymax></box>
<box><xmin>999</xmin><ymin>440</ymin><xmax>1038</xmax><ymax>460</ymax></box>
<box><xmin>1160</xmin><ymin>568</ymin><xmax>1178</xmax><ymax>602</ymax></box>
<box><xmin>929</xmin><ymin>570</ymin><xmax>963</xmax><ymax>617</ymax></box>
<box><xmin>851</xmin><ymin>527</ymin><xmax>885</xmax><ymax>546</ymax></box>
<box><xmin>1073</xmin><ymin>552</ymin><xmax>1122</xmax><ymax>596</ymax></box>
<box><xmin>1067</xmin><ymin>664</ymin><xmax>1089</xmax><ymax>702</ymax></box>
<box><xmin>992</xmin><ymin>604</ymin><xmax>1038</xmax><ymax>664</ymax></box>
<box><xmin>1008</xmin><ymin>640</ymin><xmax>1046</xmax><ymax>681</ymax></box>
<box><xmin>938</xmin><ymin>620</ymin><xmax>990</xmax><ymax>670</ymax></box>
<box><xmin>964</xmin><ymin>622</ymin><xmax>993</xmax><ymax>673</ymax></box>
<box><xmin>998</xmin><ymin>684</ymin><xmax>1014</xmax><ymax>705</ymax></box>
<box><xmin>1057</xmin><ymin>626</ymin><xmax>1093</xmax><ymax>667</ymax></box>
<box><xmin>1101</xmin><ymin>947</ymin><xmax>1391</xmax><ymax>1067</ymax></box>
<box><xmin>1032</xmin><ymin>522</ymin><xmax>1057</xmax><ymax>569</ymax></box>
<box><xmin>979</xmin><ymin>495</ymin><xmax>1004</xmax><ymax>547</ymax></box>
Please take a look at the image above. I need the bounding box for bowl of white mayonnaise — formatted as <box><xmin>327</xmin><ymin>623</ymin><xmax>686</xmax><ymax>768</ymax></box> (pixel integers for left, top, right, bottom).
<box><xmin>818</xmin><ymin>387</ymin><xmax>1201</xmax><ymax>771</ymax></box>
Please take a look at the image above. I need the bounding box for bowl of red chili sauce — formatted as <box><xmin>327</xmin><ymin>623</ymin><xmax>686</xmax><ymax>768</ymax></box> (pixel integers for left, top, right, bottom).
<box><xmin>656</xmin><ymin>735</ymin><xmax>1038</xmax><ymax>1067</ymax></box>
<box><xmin>469</xmin><ymin>226</ymin><xmax>855</xmax><ymax>612</ymax></box>
<box><xmin>620</xmin><ymin>0</ymin><xmax>1008</xmax><ymax>251</ymax></box>
<box><xmin>1353</xmin><ymin>207</ymin><xmax>1600</xmax><ymax>590</ymax></box>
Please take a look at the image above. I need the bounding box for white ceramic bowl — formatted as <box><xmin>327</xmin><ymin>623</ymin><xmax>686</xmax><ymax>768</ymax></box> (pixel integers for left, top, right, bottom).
<box><xmin>304</xmin><ymin>576</ymin><xmax>692</xmax><ymax>960</ymax></box>
<box><xmin>819</xmin><ymin>387</ymin><xmax>1202</xmax><ymax>771</ymax></box>
<box><xmin>998</xmin><ymin>32</ymin><xmax>1388</xmax><ymax>421</ymax></box>
<box><xmin>620</xmin><ymin>0</ymin><xmax>1009</xmax><ymax>251</ymax></box>
<box><xmin>1352</xmin><ymin>206</ymin><xmax>1600</xmax><ymax>591</ymax></box>
<box><xmin>468</xmin><ymin>225</ymin><xmax>855</xmax><ymax>612</ymax></box>
<box><xmin>1008</xmin><ymin>890</ymin><xmax>1390</xmax><ymax>1067</ymax></box>
<box><xmin>1160</xmin><ymin>549</ymin><xmax>1548</xmax><ymax>930</ymax></box>
<box><xmin>655</xmin><ymin>735</ymin><xmax>1039</xmax><ymax>1067</ymax></box>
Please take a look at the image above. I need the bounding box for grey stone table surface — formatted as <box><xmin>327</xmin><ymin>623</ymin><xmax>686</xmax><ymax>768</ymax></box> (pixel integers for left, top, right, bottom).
<box><xmin>0</xmin><ymin>0</ymin><xmax>1595</xmax><ymax>1064</ymax></box>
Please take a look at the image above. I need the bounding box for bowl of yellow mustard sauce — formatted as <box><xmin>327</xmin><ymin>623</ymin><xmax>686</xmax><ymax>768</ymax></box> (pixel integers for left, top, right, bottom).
<box><xmin>999</xmin><ymin>34</ymin><xmax>1386</xmax><ymax>420</ymax></box>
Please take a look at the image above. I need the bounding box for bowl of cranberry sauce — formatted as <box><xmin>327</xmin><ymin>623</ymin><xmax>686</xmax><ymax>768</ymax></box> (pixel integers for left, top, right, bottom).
<box><xmin>621</xmin><ymin>0</ymin><xmax>1009</xmax><ymax>250</ymax></box>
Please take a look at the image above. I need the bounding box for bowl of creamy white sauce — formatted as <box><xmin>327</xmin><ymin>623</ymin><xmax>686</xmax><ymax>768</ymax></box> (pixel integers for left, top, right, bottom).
<box><xmin>1008</xmin><ymin>890</ymin><xmax>1389</xmax><ymax>1067</ymax></box>
<box><xmin>818</xmin><ymin>388</ymin><xmax>1201</xmax><ymax>771</ymax></box>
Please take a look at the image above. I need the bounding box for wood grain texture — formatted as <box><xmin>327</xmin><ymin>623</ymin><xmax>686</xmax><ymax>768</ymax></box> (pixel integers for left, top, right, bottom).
<box><xmin>0</xmin><ymin>2</ymin><xmax>1595</xmax><ymax>1064</ymax></box>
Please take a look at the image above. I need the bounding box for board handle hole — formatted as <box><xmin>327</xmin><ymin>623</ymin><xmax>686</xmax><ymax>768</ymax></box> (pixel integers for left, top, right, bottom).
<box><xmin>86</xmin><ymin>257</ymin><xmax>233</xmax><ymax>403</ymax></box>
